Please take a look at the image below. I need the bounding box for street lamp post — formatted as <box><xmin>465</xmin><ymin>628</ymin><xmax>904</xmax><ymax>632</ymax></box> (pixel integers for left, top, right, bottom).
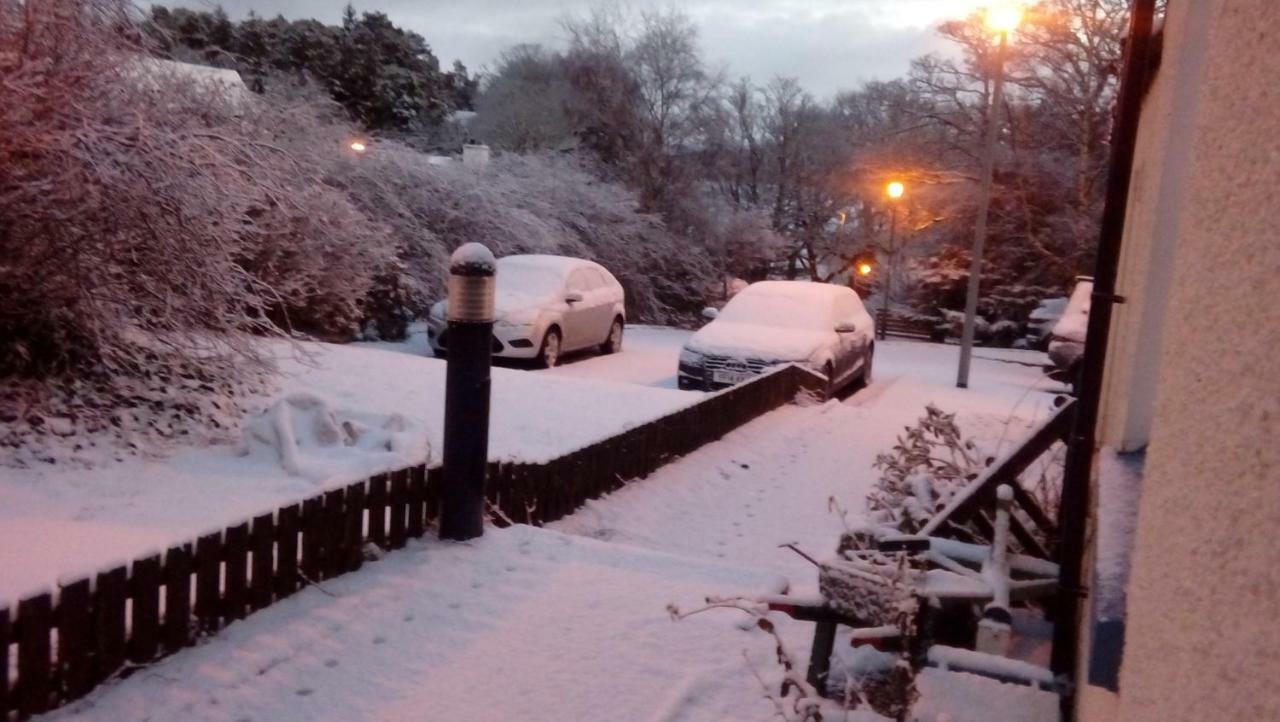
<box><xmin>956</xmin><ymin>4</ymin><xmax>1021</xmax><ymax>389</ymax></box>
<box><xmin>879</xmin><ymin>181</ymin><xmax>905</xmax><ymax>340</ymax></box>
<box><xmin>440</xmin><ymin>243</ymin><xmax>496</xmax><ymax>541</ymax></box>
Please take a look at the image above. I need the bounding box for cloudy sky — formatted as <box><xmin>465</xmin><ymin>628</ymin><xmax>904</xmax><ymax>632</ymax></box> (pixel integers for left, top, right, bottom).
<box><xmin>186</xmin><ymin>0</ymin><xmax>987</xmax><ymax>98</ymax></box>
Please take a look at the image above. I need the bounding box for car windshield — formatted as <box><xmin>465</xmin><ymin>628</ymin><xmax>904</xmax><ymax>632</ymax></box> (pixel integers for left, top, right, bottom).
<box><xmin>496</xmin><ymin>258</ymin><xmax>566</xmax><ymax>298</ymax></box>
<box><xmin>717</xmin><ymin>287</ymin><xmax>833</xmax><ymax>331</ymax></box>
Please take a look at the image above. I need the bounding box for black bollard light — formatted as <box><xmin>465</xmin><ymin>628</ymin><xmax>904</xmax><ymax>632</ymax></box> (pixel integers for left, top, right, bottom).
<box><xmin>440</xmin><ymin>242</ymin><xmax>496</xmax><ymax>541</ymax></box>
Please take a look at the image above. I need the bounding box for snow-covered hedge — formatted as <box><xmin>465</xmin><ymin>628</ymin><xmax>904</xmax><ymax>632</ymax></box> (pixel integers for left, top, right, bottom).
<box><xmin>330</xmin><ymin>148</ymin><xmax>719</xmax><ymax>331</ymax></box>
<box><xmin>0</xmin><ymin>0</ymin><xmax>724</xmax><ymax>460</ymax></box>
<box><xmin>0</xmin><ymin>0</ymin><xmax>395</xmax><ymax>457</ymax></box>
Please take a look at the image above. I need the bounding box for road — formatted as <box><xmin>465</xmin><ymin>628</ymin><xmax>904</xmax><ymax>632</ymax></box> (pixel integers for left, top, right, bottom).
<box><xmin>536</xmin><ymin>324</ymin><xmax>693</xmax><ymax>389</ymax></box>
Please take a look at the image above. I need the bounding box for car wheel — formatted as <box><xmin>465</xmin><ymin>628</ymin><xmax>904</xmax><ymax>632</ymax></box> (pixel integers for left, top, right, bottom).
<box><xmin>600</xmin><ymin>318</ymin><xmax>624</xmax><ymax>354</ymax></box>
<box><xmin>823</xmin><ymin>362</ymin><xmax>836</xmax><ymax>400</ymax></box>
<box><xmin>538</xmin><ymin>328</ymin><xmax>562</xmax><ymax>368</ymax></box>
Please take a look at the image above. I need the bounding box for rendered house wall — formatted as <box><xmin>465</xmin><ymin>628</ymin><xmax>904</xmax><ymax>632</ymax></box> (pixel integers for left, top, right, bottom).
<box><xmin>1091</xmin><ymin>1</ymin><xmax>1280</xmax><ymax>720</ymax></box>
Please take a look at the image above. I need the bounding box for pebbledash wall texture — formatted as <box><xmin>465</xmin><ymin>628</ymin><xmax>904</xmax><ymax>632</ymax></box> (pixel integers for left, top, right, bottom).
<box><xmin>1090</xmin><ymin>1</ymin><xmax>1280</xmax><ymax>721</ymax></box>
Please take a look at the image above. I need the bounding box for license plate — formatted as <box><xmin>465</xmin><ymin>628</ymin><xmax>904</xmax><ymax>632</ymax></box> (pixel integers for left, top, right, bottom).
<box><xmin>712</xmin><ymin>369</ymin><xmax>754</xmax><ymax>385</ymax></box>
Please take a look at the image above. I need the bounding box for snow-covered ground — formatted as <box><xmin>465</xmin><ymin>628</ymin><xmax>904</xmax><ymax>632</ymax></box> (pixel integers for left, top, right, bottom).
<box><xmin>539</xmin><ymin>325</ymin><xmax>692</xmax><ymax>388</ymax></box>
<box><xmin>35</xmin><ymin>339</ymin><xmax>1062</xmax><ymax>722</ymax></box>
<box><xmin>554</xmin><ymin>339</ymin><xmax>1060</xmax><ymax>584</ymax></box>
<box><xmin>0</xmin><ymin>336</ymin><xmax>700</xmax><ymax>605</ymax></box>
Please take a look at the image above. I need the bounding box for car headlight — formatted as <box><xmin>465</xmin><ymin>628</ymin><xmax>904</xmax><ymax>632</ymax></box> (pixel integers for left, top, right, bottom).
<box><xmin>678</xmin><ymin>347</ymin><xmax>704</xmax><ymax>367</ymax></box>
<box><xmin>495</xmin><ymin>317</ymin><xmax>534</xmax><ymax>330</ymax></box>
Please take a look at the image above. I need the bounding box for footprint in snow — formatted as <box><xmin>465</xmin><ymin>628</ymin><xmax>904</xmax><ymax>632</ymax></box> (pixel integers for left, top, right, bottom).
<box><xmin>372</xmin><ymin>636</ymin><xmax>387</xmax><ymax>645</ymax></box>
<box><xmin>324</xmin><ymin>659</ymin><xmax>339</xmax><ymax>668</ymax></box>
<box><xmin>296</xmin><ymin>688</ymin><xmax>314</xmax><ymax>697</ymax></box>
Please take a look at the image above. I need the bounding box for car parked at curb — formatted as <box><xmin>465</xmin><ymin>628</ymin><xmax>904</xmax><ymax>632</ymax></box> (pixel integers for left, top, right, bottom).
<box><xmin>427</xmin><ymin>255</ymin><xmax>626</xmax><ymax>367</ymax></box>
<box><xmin>677</xmin><ymin>280</ymin><xmax>875</xmax><ymax>396</ymax></box>
<box><xmin>1046</xmin><ymin>276</ymin><xmax>1092</xmax><ymax>390</ymax></box>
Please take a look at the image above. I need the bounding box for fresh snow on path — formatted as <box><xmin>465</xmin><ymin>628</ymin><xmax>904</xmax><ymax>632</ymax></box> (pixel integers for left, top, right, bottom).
<box><xmin>554</xmin><ymin>339</ymin><xmax>1061</xmax><ymax>586</ymax></box>
<box><xmin>43</xmin><ymin>526</ymin><xmax>793</xmax><ymax>722</ymax></box>
<box><xmin>38</xmin><ymin>339</ymin><xmax>1060</xmax><ymax>722</ymax></box>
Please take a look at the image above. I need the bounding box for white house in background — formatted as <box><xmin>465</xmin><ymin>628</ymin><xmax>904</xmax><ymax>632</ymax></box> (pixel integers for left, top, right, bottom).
<box><xmin>125</xmin><ymin>56</ymin><xmax>253</xmax><ymax>108</ymax></box>
<box><xmin>1078</xmin><ymin>1</ymin><xmax>1280</xmax><ymax>720</ymax></box>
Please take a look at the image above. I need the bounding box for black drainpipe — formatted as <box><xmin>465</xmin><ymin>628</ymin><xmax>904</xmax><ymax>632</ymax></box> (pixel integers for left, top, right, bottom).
<box><xmin>1051</xmin><ymin>1</ymin><xmax>1157</xmax><ymax>720</ymax></box>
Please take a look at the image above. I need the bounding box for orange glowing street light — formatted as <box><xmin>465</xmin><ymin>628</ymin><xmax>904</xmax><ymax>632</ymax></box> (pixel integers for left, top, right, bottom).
<box><xmin>349</xmin><ymin>139</ymin><xmax>368</xmax><ymax>153</ymax></box>
<box><xmin>985</xmin><ymin>3</ymin><xmax>1024</xmax><ymax>35</ymax></box>
<box><xmin>857</xmin><ymin>262</ymin><xmax>873</xmax><ymax>276</ymax></box>
<box><xmin>879</xmin><ymin>180</ymin><xmax>906</xmax><ymax>339</ymax></box>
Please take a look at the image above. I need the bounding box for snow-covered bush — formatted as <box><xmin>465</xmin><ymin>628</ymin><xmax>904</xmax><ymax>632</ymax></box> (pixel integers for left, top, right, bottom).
<box><xmin>867</xmin><ymin>405</ymin><xmax>982</xmax><ymax>535</ymax></box>
<box><xmin>0</xmin><ymin>0</ymin><xmax>394</xmax><ymax>458</ymax></box>
<box><xmin>330</xmin><ymin>148</ymin><xmax>719</xmax><ymax>325</ymax></box>
<box><xmin>987</xmin><ymin>319</ymin><xmax>1022</xmax><ymax>348</ymax></box>
<box><xmin>868</xmin><ymin>405</ymin><xmax>1062</xmax><ymax>549</ymax></box>
<box><xmin>935</xmin><ymin>309</ymin><xmax>990</xmax><ymax>343</ymax></box>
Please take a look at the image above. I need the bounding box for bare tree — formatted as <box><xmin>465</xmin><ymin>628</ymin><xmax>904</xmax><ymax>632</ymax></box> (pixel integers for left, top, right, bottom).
<box><xmin>471</xmin><ymin>45</ymin><xmax>575</xmax><ymax>152</ymax></box>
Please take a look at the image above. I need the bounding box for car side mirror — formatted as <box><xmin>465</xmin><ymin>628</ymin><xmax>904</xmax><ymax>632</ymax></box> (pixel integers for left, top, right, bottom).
<box><xmin>565</xmin><ymin>291</ymin><xmax>584</xmax><ymax>304</ymax></box>
<box><xmin>701</xmin><ymin>307</ymin><xmax>719</xmax><ymax>321</ymax></box>
<box><xmin>835</xmin><ymin>321</ymin><xmax>858</xmax><ymax>333</ymax></box>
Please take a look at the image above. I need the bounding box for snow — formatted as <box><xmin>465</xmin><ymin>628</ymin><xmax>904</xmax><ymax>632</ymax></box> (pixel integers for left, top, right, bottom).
<box><xmin>449</xmin><ymin>241</ymin><xmax>496</xmax><ymax>272</ymax></box>
<box><xmin>683</xmin><ymin>280</ymin><xmax>874</xmax><ymax>363</ymax></box>
<box><xmin>436</xmin><ymin>255</ymin><xmax>620</xmax><ymax>321</ymax></box>
<box><xmin>1051</xmin><ymin>279</ymin><xmax>1093</xmax><ymax>343</ymax></box>
<box><xmin>685</xmin><ymin>320</ymin><xmax>832</xmax><ymax>363</ymax></box>
<box><xmin>553</xmin><ymin>340</ymin><xmax>1057</xmax><ymax>584</ymax></box>
<box><xmin>1094</xmin><ymin>448</ymin><xmax>1144</xmax><ymax>621</ymax></box>
<box><xmin>0</xmin><ymin>338</ymin><xmax>697</xmax><ymax>605</ymax></box>
<box><xmin>126</xmin><ymin>57</ymin><xmax>253</xmax><ymax>106</ymax></box>
<box><xmin>539</xmin><ymin>326</ymin><xmax>693</xmax><ymax>389</ymax></box>
<box><xmin>927</xmin><ymin>645</ymin><xmax>1055</xmax><ymax>687</ymax></box>
<box><xmin>40</xmin><ymin>526</ymin><xmax>791</xmax><ymax>722</ymax></box>
<box><xmin>14</xmin><ymin>338</ymin><xmax>1060</xmax><ymax>721</ymax></box>
<box><xmin>715</xmin><ymin>281</ymin><xmax>842</xmax><ymax>332</ymax></box>
<box><xmin>241</xmin><ymin>393</ymin><xmax>427</xmax><ymax>480</ymax></box>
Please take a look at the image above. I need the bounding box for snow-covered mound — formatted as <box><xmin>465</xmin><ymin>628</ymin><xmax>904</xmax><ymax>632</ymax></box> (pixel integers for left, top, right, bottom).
<box><xmin>241</xmin><ymin>392</ymin><xmax>430</xmax><ymax>481</ymax></box>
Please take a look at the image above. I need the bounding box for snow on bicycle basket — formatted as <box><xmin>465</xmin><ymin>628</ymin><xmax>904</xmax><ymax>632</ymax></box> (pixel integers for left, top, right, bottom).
<box><xmin>819</xmin><ymin>544</ymin><xmax>922</xmax><ymax>630</ymax></box>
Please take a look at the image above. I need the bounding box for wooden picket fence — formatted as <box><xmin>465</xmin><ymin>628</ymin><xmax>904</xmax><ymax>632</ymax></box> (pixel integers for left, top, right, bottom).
<box><xmin>0</xmin><ymin>363</ymin><xmax>824</xmax><ymax>719</ymax></box>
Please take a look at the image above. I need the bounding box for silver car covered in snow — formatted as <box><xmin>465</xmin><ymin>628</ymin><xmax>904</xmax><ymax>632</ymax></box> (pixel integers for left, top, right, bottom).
<box><xmin>677</xmin><ymin>281</ymin><xmax>875</xmax><ymax>394</ymax></box>
<box><xmin>428</xmin><ymin>255</ymin><xmax>626</xmax><ymax>367</ymax></box>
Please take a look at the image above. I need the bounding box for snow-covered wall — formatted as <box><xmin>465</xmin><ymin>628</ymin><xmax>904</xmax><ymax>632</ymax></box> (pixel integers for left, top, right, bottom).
<box><xmin>1090</xmin><ymin>2</ymin><xmax>1280</xmax><ymax>720</ymax></box>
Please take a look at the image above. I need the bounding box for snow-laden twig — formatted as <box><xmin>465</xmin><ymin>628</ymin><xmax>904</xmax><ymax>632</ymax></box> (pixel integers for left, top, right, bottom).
<box><xmin>670</xmin><ymin>597</ymin><xmax>824</xmax><ymax>721</ymax></box>
<box><xmin>486</xmin><ymin>498</ymin><xmax>518</xmax><ymax>527</ymax></box>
